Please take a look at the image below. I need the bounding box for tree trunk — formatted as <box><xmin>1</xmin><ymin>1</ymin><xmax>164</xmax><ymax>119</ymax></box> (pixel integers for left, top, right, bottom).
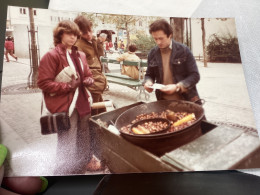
<box><xmin>126</xmin><ymin>22</ymin><xmax>130</xmax><ymax>49</ymax></box>
<box><xmin>170</xmin><ymin>17</ymin><xmax>184</xmax><ymax>43</ymax></box>
<box><xmin>29</xmin><ymin>8</ymin><xmax>38</xmax><ymax>88</ymax></box>
<box><xmin>185</xmin><ymin>19</ymin><xmax>189</xmax><ymax>47</ymax></box>
<box><xmin>201</xmin><ymin>18</ymin><xmax>207</xmax><ymax>67</ymax></box>
<box><xmin>189</xmin><ymin>18</ymin><xmax>192</xmax><ymax>52</ymax></box>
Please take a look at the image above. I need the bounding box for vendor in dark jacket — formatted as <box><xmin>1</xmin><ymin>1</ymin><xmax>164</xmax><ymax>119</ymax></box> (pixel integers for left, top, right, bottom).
<box><xmin>144</xmin><ymin>19</ymin><xmax>201</xmax><ymax>104</ymax></box>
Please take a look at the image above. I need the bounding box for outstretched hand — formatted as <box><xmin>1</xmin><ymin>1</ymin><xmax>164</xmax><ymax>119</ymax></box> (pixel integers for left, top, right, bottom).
<box><xmin>144</xmin><ymin>80</ymin><xmax>154</xmax><ymax>93</ymax></box>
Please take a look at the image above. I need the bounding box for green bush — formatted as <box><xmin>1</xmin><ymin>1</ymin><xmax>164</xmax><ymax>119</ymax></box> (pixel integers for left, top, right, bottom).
<box><xmin>207</xmin><ymin>33</ymin><xmax>241</xmax><ymax>63</ymax></box>
<box><xmin>132</xmin><ymin>32</ymin><xmax>156</xmax><ymax>59</ymax></box>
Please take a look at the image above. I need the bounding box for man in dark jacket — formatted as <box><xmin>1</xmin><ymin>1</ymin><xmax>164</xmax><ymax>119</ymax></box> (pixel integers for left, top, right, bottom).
<box><xmin>144</xmin><ymin>19</ymin><xmax>201</xmax><ymax>104</ymax></box>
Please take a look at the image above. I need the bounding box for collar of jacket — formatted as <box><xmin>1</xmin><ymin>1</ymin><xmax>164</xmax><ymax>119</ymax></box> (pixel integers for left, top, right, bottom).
<box><xmin>79</xmin><ymin>37</ymin><xmax>98</xmax><ymax>49</ymax></box>
<box><xmin>55</xmin><ymin>43</ymin><xmax>79</xmax><ymax>56</ymax></box>
<box><xmin>80</xmin><ymin>36</ymin><xmax>97</xmax><ymax>45</ymax></box>
<box><xmin>153</xmin><ymin>39</ymin><xmax>177</xmax><ymax>60</ymax></box>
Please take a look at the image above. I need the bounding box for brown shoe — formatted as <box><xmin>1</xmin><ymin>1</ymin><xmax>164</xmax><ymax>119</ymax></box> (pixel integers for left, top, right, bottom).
<box><xmin>86</xmin><ymin>155</ymin><xmax>102</xmax><ymax>171</ymax></box>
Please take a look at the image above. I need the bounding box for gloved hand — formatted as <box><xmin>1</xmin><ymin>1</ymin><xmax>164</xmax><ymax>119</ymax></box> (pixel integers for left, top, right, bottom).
<box><xmin>69</xmin><ymin>73</ymin><xmax>81</xmax><ymax>90</ymax></box>
<box><xmin>83</xmin><ymin>77</ymin><xmax>94</xmax><ymax>87</ymax></box>
<box><xmin>0</xmin><ymin>144</ymin><xmax>48</xmax><ymax>195</ymax></box>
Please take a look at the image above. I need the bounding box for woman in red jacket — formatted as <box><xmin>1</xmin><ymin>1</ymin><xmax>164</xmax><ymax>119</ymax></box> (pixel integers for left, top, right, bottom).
<box><xmin>38</xmin><ymin>20</ymin><xmax>94</xmax><ymax>174</ymax></box>
<box><xmin>4</xmin><ymin>36</ymin><xmax>17</xmax><ymax>62</ymax></box>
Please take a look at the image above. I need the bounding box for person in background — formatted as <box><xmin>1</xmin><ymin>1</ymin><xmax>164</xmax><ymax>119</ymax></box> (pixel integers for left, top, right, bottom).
<box><xmin>4</xmin><ymin>36</ymin><xmax>18</xmax><ymax>62</ymax></box>
<box><xmin>116</xmin><ymin>43</ymin><xmax>141</xmax><ymax>80</ymax></box>
<box><xmin>120</xmin><ymin>40</ymin><xmax>125</xmax><ymax>54</ymax></box>
<box><xmin>97</xmin><ymin>33</ymin><xmax>110</xmax><ymax>73</ymax></box>
<box><xmin>105</xmin><ymin>40</ymin><xmax>110</xmax><ymax>53</ymax></box>
<box><xmin>74</xmin><ymin>15</ymin><xmax>108</xmax><ymax>171</ymax></box>
<box><xmin>109</xmin><ymin>39</ymin><xmax>113</xmax><ymax>50</ymax></box>
<box><xmin>117</xmin><ymin>39</ymin><xmax>122</xmax><ymax>51</ymax></box>
<box><xmin>74</xmin><ymin>15</ymin><xmax>107</xmax><ymax>115</ymax></box>
<box><xmin>97</xmin><ymin>33</ymin><xmax>107</xmax><ymax>56</ymax></box>
<box><xmin>114</xmin><ymin>38</ymin><xmax>118</xmax><ymax>51</ymax></box>
<box><xmin>38</xmin><ymin>20</ymin><xmax>95</xmax><ymax>174</ymax></box>
<box><xmin>144</xmin><ymin>19</ymin><xmax>201</xmax><ymax>104</ymax></box>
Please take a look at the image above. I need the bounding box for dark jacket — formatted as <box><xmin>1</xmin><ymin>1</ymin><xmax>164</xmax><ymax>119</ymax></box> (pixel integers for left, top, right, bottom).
<box><xmin>97</xmin><ymin>39</ymin><xmax>105</xmax><ymax>57</ymax></box>
<box><xmin>145</xmin><ymin>40</ymin><xmax>200</xmax><ymax>103</ymax></box>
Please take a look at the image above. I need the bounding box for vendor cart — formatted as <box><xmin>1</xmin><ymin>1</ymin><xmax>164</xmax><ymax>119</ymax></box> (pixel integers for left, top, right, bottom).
<box><xmin>89</xmin><ymin>101</ymin><xmax>260</xmax><ymax>173</ymax></box>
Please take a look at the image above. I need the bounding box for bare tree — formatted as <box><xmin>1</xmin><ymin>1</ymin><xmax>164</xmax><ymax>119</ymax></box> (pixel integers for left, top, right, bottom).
<box><xmin>170</xmin><ymin>17</ymin><xmax>184</xmax><ymax>43</ymax></box>
<box><xmin>80</xmin><ymin>12</ymin><xmax>105</xmax><ymax>29</ymax></box>
<box><xmin>28</xmin><ymin>8</ymin><xmax>38</xmax><ymax>88</ymax></box>
<box><xmin>106</xmin><ymin>14</ymin><xmax>142</xmax><ymax>48</ymax></box>
<box><xmin>201</xmin><ymin>18</ymin><xmax>207</xmax><ymax>67</ymax></box>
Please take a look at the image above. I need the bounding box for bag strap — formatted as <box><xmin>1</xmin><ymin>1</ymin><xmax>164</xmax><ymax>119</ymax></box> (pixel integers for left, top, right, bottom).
<box><xmin>41</xmin><ymin>93</ymin><xmax>52</xmax><ymax>116</ymax></box>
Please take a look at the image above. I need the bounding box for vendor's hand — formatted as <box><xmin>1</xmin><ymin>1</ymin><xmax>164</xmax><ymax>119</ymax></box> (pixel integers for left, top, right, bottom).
<box><xmin>83</xmin><ymin>77</ymin><xmax>94</xmax><ymax>87</ymax></box>
<box><xmin>160</xmin><ymin>84</ymin><xmax>178</xmax><ymax>94</ymax></box>
<box><xmin>69</xmin><ymin>73</ymin><xmax>81</xmax><ymax>90</ymax></box>
<box><xmin>0</xmin><ymin>144</ymin><xmax>48</xmax><ymax>195</ymax></box>
<box><xmin>144</xmin><ymin>80</ymin><xmax>154</xmax><ymax>93</ymax></box>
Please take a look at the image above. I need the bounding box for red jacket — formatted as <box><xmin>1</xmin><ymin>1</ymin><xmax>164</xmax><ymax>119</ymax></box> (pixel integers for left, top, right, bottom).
<box><xmin>37</xmin><ymin>44</ymin><xmax>92</xmax><ymax>113</ymax></box>
<box><xmin>105</xmin><ymin>42</ymin><xmax>110</xmax><ymax>51</ymax></box>
<box><xmin>5</xmin><ymin>40</ymin><xmax>14</xmax><ymax>50</ymax></box>
<box><xmin>109</xmin><ymin>41</ymin><xmax>113</xmax><ymax>48</ymax></box>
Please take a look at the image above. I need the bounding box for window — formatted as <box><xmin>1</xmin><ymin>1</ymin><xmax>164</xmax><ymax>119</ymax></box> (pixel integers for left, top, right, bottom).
<box><xmin>139</xmin><ymin>21</ymin><xmax>143</xmax><ymax>27</ymax></box>
<box><xmin>50</xmin><ymin>16</ymin><xmax>53</xmax><ymax>21</ymax></box>
<box><xmin>33</xmin><ymin>10</ymin><xmax>37</xmax><ymax>16</ymax></box>
<box><xmin>58</xmin><ymin>17</ymin><xmax>60</xmax><ymax>22</ymax></box>
<box><xmin>20</xmin><ymin>8</ymin><xmax>26</xmax><ymax>15</ymax></box>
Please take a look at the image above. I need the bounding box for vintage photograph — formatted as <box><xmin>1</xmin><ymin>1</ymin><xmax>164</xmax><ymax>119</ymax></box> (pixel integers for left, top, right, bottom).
<box><xmin>1</xmin><ymin>6</ymin><xmax>259</xmax><ymax>176</ymax></box>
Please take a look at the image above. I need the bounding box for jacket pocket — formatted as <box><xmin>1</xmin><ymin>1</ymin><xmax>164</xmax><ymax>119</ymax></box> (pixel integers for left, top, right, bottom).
<box><xmin>149</xmin><ymin>60</ymin><xmax>160</xmax><ymax>78</ymax></box>
<box><xmin>87</xmin><ymin>69</ymin><xmax>107</xmax><ymax>94</ymax></box>
<box><xmin>173</xmin><ymin>57</ymin><xmax>187</xmax><ymax>75</ymax></box>
<box><xmin>173</xmin><ymin>57</ymin><xmax>187</xmax><ymax>65</ymax></box>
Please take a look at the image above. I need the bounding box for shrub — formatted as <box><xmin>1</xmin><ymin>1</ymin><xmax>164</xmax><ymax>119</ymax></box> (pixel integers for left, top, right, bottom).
<box><xmin>132</xmin><ymin>32</ymin><xmax>156</xmax><ymax>59</ymax></box>
<box><xmin>206</xmin><ymin>33</ymin><xmax>241</xmax><ymax>63</ymax></box>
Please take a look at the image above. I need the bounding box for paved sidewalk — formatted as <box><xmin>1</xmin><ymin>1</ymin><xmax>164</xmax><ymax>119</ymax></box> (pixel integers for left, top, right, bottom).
<box><xmin>0</xmin><ymin>57</ymin><xmax>257</xmax><ymax>176</ymax></box>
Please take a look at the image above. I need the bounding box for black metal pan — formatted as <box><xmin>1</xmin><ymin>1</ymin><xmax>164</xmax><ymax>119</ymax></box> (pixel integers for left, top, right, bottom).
<box><xmin>115</xmin><ymin>100</ymin><xmax>205</xmax><ymax>156</ymax></box>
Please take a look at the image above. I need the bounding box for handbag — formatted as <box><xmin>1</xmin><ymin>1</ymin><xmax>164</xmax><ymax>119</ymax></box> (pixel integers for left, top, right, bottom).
<box><xmin>40</xmin><ymin>112</ymin><xmax>71</xmax><ymax>135</ymax></box>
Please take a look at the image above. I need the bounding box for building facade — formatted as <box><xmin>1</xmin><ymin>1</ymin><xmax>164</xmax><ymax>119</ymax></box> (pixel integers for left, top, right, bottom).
<box><xmin>6</xmin><ymin>6</ymin><xmax>238</xmax><ymax>60</ymax></box>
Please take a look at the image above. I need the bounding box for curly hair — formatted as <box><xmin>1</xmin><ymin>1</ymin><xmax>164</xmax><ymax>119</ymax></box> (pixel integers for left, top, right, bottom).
<box><xmin>53</xmin><ymin>20</ymin><xmax>80</xmax><ymax>46</ymax></box>
<box><xmin>74</xmin><ymin>15</ymin><xmax>93</xmax><ymax>34</ymax></box>
<box><xmin>149</xmin><ymin>19</ymin><xmax>173</xmax><ymax>38</ymax></box>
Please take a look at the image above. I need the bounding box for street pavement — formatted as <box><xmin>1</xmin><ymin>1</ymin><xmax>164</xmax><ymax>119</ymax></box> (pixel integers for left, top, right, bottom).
<box><xmin>0</xmin><ymin>56</ymin><xmax>257</xmax><ymax>176</ymax></box>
